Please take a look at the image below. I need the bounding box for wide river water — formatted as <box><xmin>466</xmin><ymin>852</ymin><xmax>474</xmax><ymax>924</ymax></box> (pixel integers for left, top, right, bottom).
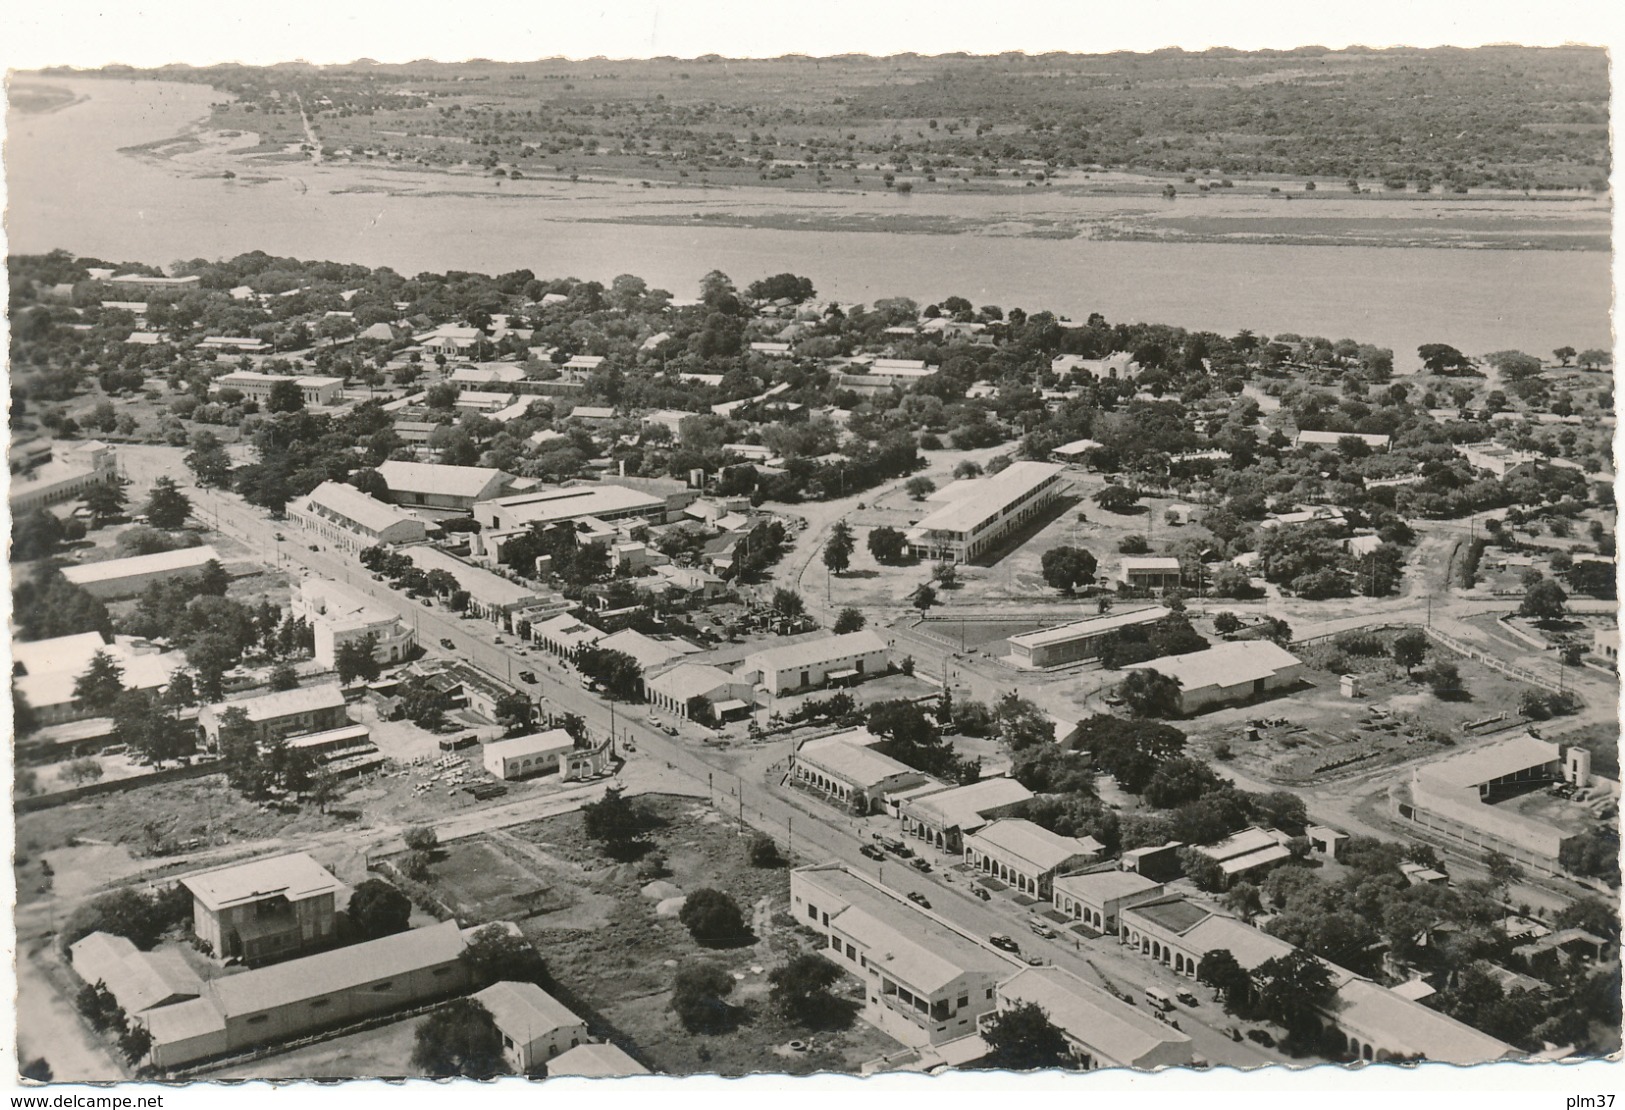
<box><xmin>5</xmin><ymin>78</ymin><xmax>1613</xmax><ymax>372</ymax></box>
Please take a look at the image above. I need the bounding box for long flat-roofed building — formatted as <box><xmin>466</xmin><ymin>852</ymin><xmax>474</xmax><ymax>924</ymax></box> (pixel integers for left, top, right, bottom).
<box><xmin>992</xmin><ymin>966</ymin><xmax>1192</xmax><ymax>1069</ymax></box>
<box><xmin>8</xmin><ymin>440</ymin><xmax>119</xmax><ymax>513</ymax></box>
<box><xmin>404</xmin><ymin>545</ymin><xmax>545</xmax><ymax>626</ymax></box>
<box><xmin>791</xmin><ymin>863</ymin><xmax>1019</xmax><ymax>1047</ymax></box>
<box><xmin>289</xmin><ymin>481</ymin><xmax>429</xmax><ymax>555</ymax></box>
<box><xmin>60</xmin><ymin>545</ymin><xmax>222</xmax><ymax>600</ymax></box>
<box><xmin>1007</xmin><ymin>606</ymin><xmax>1171</xmax><ymax>669</ymax></box>
<box><xmin>376</xmin><ymin>461</ymin><xmax>515</xmax><ymax>513</ymax></box>
<box><xmin>1294</xmin><ymin>429</ymin><xmax>1391</xmax><ymax>453</ymax></box>
<box><xmin>214</xmin><ymin>372</ymin><xmax>344</xmax><ymax>406</ymax></box>
<box><xmin>1403</xmin><ymin>733</ymin><xmax>1570</xmax><ymax>870</ymax></box>
<box><xmin>961</xmin><ymin>819</ymin><xmax>1103</xmax><ymax>900</ymax></box>
<box><xmin>740</xmin><ymin>630</ymin><xmax>890</xmax><ymax>696</ymax></box>
<box><xmin>147</xmin><ymin>921</ymin><xmax>470</xmax><ymax>1069</ymax></box>
<box><xmin>792</xmin><ymin>728</ymin><xmax>933</xmax><ymax>814</ymax></box>
<box><xmin>199</xmin><ymin>683</ymin><xmax>351</xmax><ymax>746</ymax></box>
<box><xmin>907</xmin><ymin>461</ymin><xmax>1066</xmax><ymax>563</ymax></box>
<box><xmin>12</xmin><ymin>631</ymin><xmax>186</xmax><ymax>726</ymax></box>
<box><xmin>1126</xmin><ymin>640</ymin><xmax>1304</xmax><ymax>715</ymax></box>
<box><xmin>475</xmin><ymin>484</ymin><xmax>666</xmax><ymax>532</ymax></box>
<box><xmin>1191</xmin><ymin>826</ymin><xmax>1294</xmax><ymax>888</ymax></box>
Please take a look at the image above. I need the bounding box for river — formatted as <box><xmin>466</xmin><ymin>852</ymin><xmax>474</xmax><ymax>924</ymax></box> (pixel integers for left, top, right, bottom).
<box><xmin>5</xmin><ymin>77</ymin><xmax>1612</xmax><ymax>371</ymax></box>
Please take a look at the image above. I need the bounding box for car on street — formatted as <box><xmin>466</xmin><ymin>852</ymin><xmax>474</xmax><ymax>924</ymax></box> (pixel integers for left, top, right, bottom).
<box><xmin>1177</xmin><ymin>990</ymin><xmax>1199</xmax><ymax>1007</ymax></box>
<box><xmin>1029</xmin><ymin>921</ymin><xmax>1057</xmax><ymax>939</ymax></box>
<box><xmin>662</xmin><ymin>724</ymin><xmax>678</xmax><ymax>736</ymax></box>
<box><xmin>860</xmin><ymin>844</ymin><xmax>886</xmax><ymax>861</ymax></box>
<box><xmin>907</xmin><ymin>892</ymin><xmax>930</xmax><ymax>908</ymax></box>
<box><xmin>973</xmin><ymin>886</ymin><xmax>991</xmax><ymax>901</ymax></box>
<box><xmin>1026</xmin><ymin>955</ymin><xmax>1045</xmax><ymax>966</ymax></box>
<box><xmin>1224</xmin><ymin>1026</ymin><xmax>1242</xmax><ymax>1042</ymax></box>
<box><xmin>1246</xmin><ymin>1029</ymin><xmax>1275</xmax><ymax>1048</ymax></box>
<box><xmin>440</xmin><ymin>638</ymin><xmax>456</xmax><ymax>650</ymax></box>
<box><xmin>988</xmin><ymin>935</ymin><xmax>1020</xmax><ymax>953</ymax></box>
<box><xmin>580</xmin><ymin>677</ymin><xmax>593</xmax><ymax>689</ymax></box>
<box><xmin>909</xmin><ymin>858</ymin><xmax>931</xmax><ymax>873</ymax></box>
<box><xmin>518</xmin><ymin>671</ymin><xmax>538</xmax><ymax>684</ymax></box>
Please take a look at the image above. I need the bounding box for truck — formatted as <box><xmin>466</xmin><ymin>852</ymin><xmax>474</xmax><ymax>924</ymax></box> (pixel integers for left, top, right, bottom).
<box><xmin>1144</xmin><ymin>986</ymin><xmax>1175</xmax><ymax>1012</ymax></box>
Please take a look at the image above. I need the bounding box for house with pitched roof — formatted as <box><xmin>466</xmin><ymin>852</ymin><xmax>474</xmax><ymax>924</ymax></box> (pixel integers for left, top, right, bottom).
<box><xmin>473</xmin><ymin>980</ymin><xmax>586</xmax><ymax>1072</ymax></box>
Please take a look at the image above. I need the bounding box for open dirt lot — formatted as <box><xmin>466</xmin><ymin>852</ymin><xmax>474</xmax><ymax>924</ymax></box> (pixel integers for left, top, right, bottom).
<box><xmin>1187</xmin><ymin>629</ymin><xmax>1561</xmax><ymax>787</ymax></box>
<box><xmin>410</xmin><ymin>795</ymin><xmax>902</xmax><ymax>1076</ymax></box>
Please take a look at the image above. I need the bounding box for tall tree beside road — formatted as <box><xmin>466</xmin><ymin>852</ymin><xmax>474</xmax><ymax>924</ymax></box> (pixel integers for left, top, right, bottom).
<box><xmin>1092</xmin><ymin>484</ymin><xmax>1141</xmax><ymax>514</ymax></box>
<box><xmin>904</xmin><ymin>476</ymin><xmax>936</xmax><ymax>501</ymax></box>
<box><xmin>770</xmin><ymin>588</ymin><xmax>806</xmax><ymax>621</ymax></box>
<box><xmin>1253</xmin><ymin>949</ymin><xmax>1336</xmax><ymax>1051</ymax></box>
<box><xmin>82</xmin><ymin>479</ymin><xmax>128</xmax><ymax>527</ymax></box>
<box><xmin>1417</xmin><ymin>343</ymin><xmax>1476</xmax><ymax>375</ymax></box>
<box><xmin>185</xmin><ymin>431</ymin><xmax>233</xmax><ymax>487</ymax></box>
<box><xmin>142</xmin><ymin>476</ymin><xmax>192</xmax><ymax>529</ymax></box>
<box><xmin>581</xmin><ymin>786</ymin><xmax>656</xmax><ymax>859</ymax></box>
<box><xmin>12</xmin><ymin>509</ymin><xmax>65</xmax><ymax>562</ymax></box>
<box><xmin>979</xmin><ymin>1002</ymin><xmax>1075</xmax><ymax>1071</ymax></box>
<box><xmin>1078</xmin><ymin>715</ymin><xmax>1187</xmax><ymax>794</ymax></box>
<box><xmin>1392</xmin><ymin>629</ymin><xmax>1429</xmax><ymax>674</ymax></box>
<box><xmin>910</xmin><ymin>582</ymin><xmax>937</xmax><ymax>613</ymax></box>
<box><xmin>823</xmin><ymin>521</ymin><xmax>855</xmax><ymax>575</ymax></box>
<box><xmin>1198</xmin><ymin>949</ymin><xmax>1256</xmax><ymax>1014</ymax></box>
<box><xmin>1519</xmin><ymin>578</ymin><xmax>1568</xmax><ymax>622</ymax></box>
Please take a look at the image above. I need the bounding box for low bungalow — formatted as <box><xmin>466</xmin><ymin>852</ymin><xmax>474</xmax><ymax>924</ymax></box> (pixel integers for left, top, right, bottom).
<box><xmin>1051</xmin><ymin>868</ymin><xmax>1167</xmax><ymax>934</ymax></box>
<box><xmin>991</xmin><ymin>966</ymin><xmax>1191</xmax><ymax>1070</ymax></box>
<box><xmin>740</xmin><ymin>630</ymin><xmax>889</xmax><ymax>696</ymax></box>
<box><xmin>483</xmin><ymin>729</ymin><xmax>578</xmax><ymax>781</ymax></box>
<box><xmin>473</xmin><ymin>980</ymin><xmax>586</xmax><ymax>1072</ymax></box>
<box><xmin>1118</xmin><ymin>557</ymin><xmax>1183</xmax><ymax>592</ymax></box>
<box><xmin>899</xmin><ymin>777</ymin><xmax>1033</xmax><ymax>853</ymax></box>
<box><xmin>961</xmin><ymin>819</ymin><xmax>1102</xmax><ymax>900</ymax></box>
<box><xmin>792</xmin><ymin>728</ymin><xmax>933</xmax><ymax>814</ymax></box>
<box><xmin>644</xmin><ymin>663</ymin><xmax>753</xmax><ymax>724</ymax></box>
<box><xmin>1126</xmin><ymin>640</ymin><xmax>1304</xmax><ymax>715</ymax></box>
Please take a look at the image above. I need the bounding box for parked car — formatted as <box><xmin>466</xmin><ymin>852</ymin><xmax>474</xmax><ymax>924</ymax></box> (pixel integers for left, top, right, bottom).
<box><xmin>440</xmin><ymin>638</ymin><xmax>456</xmax><ymax>650</ymax></box>
<box><xmin>989</xmin><ymin>935</ymin><xmax>1020</xmax><ymax>953</ymax></box>
<box><xmin>907</xmin><ymin>892</ymin><xmax>930</xmax><ymax>908</ymax></box>
<box><xmin>910</xmin><ymin>858</ymin><xmax>932</xmax><ymax>873</ymax></box>
<box><xmin>1028</xmin><ymin>917</ymin><xmax>1056</xmax><ymax>938</ymax></box>
<box><xmin>860</xmin><ymin>844</ymin><xmax>886</xmax><ymax>861</ymax></box>
<box><xmin>518</xmin><ymin>671</ymin><xmax>538</xmax><ymax>684</ymax></box>
<box><xmin>1177</xmin><ymin>990</ymin><xmax>1199</xmax><ymax>1007</ymax></box>
<box><xmin>1246</xmin><ymin>1029</ymin><xmax>1276</xmax><ymax>1048</ymax></box>
<box><xmin>973</xmin><ymin>886</ymin><xmax>991</xmax><ymax>901</ymax></box>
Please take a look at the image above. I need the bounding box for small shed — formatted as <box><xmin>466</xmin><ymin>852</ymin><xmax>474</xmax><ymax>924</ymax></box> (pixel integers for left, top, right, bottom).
<box><xmin>1340</xmin><ymin>674</ymin><xmax>1363</xmax><ymax>698</ymax></box>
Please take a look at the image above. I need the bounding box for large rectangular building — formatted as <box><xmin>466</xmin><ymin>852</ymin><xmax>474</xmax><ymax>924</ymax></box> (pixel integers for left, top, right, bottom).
<box><xmin>147</xmin><ymin>921</ymin><xmax>471</xmax><ymax>1069</ymax></box>
<box><xmin>474</xmin><ymin>484</ymin><xmax>667</xmax><ymax>533</ymax></box>
<box><xmin>61</xmin><ymin>545</ymin><xmax>222</xmax><ymax>600</ymax></box>
<box><xmin>199</xmin><ymin>684</ymin><xmax>351</xmax><ymax>746</ymax></box>
<box><xmin>288</xmin><ymin>481</ymin><xmax>430</xmax><ymax>555</ymax></box>
<box><xmin>376</xmin><ymin>461</ymin><xmax>515</xmax><ymax>513</ymax></box>
<box><xmin>1126</xmin><ymin>640</ymin><xmax>1303</xmax><ymax>715</ymax></box>
<box><xmin>906</xmin><ymin>461</ymin><xmax>1066</xmax><ymax>564</ymax></box>
<box><xmin>741</xmin><ymin>630</ymin><xmax>890</xmax><ymax>696</ymax></box>
<box><xmin>214</xmin><ymin>372</ymin><xmax>345</xmax><ymax>406</ymax></box>
<box><xmin>1403</xmin><ymin>733</ymin><xmax>1570</xmax><ymax>870</ymax></box>
<box><xmin>790</xmin><ymin>863</ymin><xmax>1019</xmax><ymax>1047</ymax></box>
<box><xmin>404</xmin><ymin>545</ymin><xmax>544</xmax><ymax>626</ymax></box>
<box><xmin>1007</xmin><ymin>606</ymin><xmax>1172</xmax><ymax>669</ymax></box>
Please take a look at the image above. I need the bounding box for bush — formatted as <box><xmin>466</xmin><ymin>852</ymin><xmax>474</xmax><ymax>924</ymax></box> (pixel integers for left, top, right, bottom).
<box><xmin>748</xmin><ymin>835</ymin><xmax>783</xmax><ymax>868</ymax></box>
<box><xmin>679</xmin><ymin>888</ymin><xmax>749</xmax><ymax>944</ymax></box>
<box><xmin>403</xmin><ymin>826</ymin><xmax>440</xmax><ymax>853</ymax></box>
<box><xmin>1333</xmin><ymin>631</ymin><xmax>1387</xmax><ymax>657</ymax></box>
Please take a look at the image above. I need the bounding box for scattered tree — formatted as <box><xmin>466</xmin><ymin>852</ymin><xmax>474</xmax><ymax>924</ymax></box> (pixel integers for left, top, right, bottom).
<box><xmin>410</xmin><ymin>998</ymin><xmax>510</xmax><ymax>1079</ymax></box>
<box><xmin>347</xmin><ymin>877</ymin><xmax>413</xmax><ymax>939</ymax></box>
<box><xmin>979</xmin><ymin>1001</ymin><xmax>1075</xmax><ymax>1071</ymax></box>
<box><xmin>679</xmin><ymin>888</ymin><xmax>749</xmax><ymax>945</ymax></box>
